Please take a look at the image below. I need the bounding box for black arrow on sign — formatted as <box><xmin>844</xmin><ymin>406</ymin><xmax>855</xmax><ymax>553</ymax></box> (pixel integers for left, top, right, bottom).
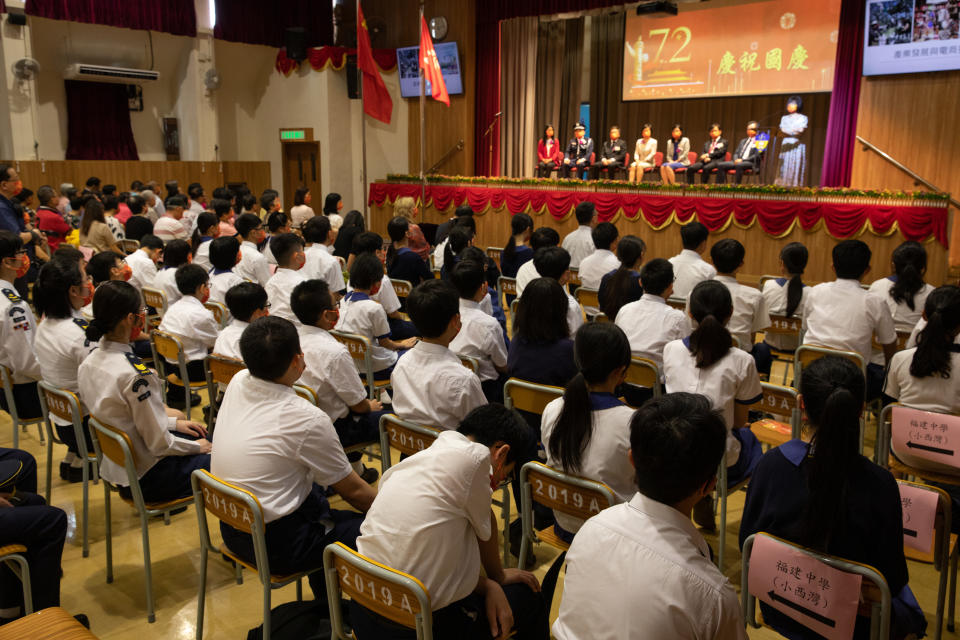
<box><xmin>906</xmin><ymin>441</ymin><xmax>954</xmax><ymax>456</ymax></box>
<box><xmin>904</xmin><ymin>527</ymin><xmax>918</xmax><ymax>537</ymax></box>
<box><xmin>767</xmin><ymin>591</ymin><xmax>836</xmax><ymax>628</ymax></box>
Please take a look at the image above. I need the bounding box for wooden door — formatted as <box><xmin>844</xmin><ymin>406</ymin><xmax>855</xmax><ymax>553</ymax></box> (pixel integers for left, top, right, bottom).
<box><xmin>281</xmin><ymin>142</ymin><xmax>321</xmax><ymax>210</ymax></box>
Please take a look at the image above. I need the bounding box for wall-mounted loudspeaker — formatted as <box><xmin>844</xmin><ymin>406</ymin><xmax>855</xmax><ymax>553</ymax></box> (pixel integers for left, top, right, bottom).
<box><xmin>285</xmin><ymin>27</ymin><xmax>308</xmax><ymax>63</ymax></box>
<box><xmin>346</xmin><ymin>55</ymin><xmax>360</xmax><ymax>100</ymax></box>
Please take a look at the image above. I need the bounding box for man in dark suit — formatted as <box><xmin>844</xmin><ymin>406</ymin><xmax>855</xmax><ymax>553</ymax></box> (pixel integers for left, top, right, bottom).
<box><xmin>715</xmin><ymin>121</ymin><xmax>762</xmax><ymax>184</ymax></box>
<box><xmin>561</xmin><ymin>123</ymin><xmax>594</xmax><ymax>180</ymax></box>
<box><xmin>685</xmin><ymin>124</ymin><xmax>727</xmax><ymax>184</ymax></box>
<box><xmin>597</xmin><ymin>126</ymin><xmax>628</xmax><ymax>180</ymax></box>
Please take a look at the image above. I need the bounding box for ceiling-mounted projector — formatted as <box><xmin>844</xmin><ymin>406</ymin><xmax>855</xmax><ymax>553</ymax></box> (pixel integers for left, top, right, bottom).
<box><xmin>636</xmin><ymin>1</ymin><xmax>679</xmax><ymax>16</ymax></box>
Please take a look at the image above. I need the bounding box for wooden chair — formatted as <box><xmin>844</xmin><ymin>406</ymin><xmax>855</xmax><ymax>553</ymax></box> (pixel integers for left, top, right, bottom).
<box><xmin>758</xmin><ymin>274</ymin><xmax>780</xmax><ymax>289</ymax></box>
<box><xmin>457</xmin><ymin>354</ymin><xmax>479</xmax><ymax>374</ymax></box>
<box><xmin>323</xmin><ymin>542</ymin><xmax>433</xmax><ymax>639</ymax></box>
<box><xmin>150</xmin><ymin>330</ymin><xmax>207</xmax><ymax>417</ymax></box>
<box><xmin>794</xmin><ymin>345</ymin><xmax>870</xmax><ymax>456</ymax></box>
<box><xmin>763</xmin><ymin>313</ymin><xmax>802</xmax><ymax>385</ymax></box>
<box><xmin>390</xmin><ymin>278</ymin><xmax>413</xmax><ymax>302</ymax></box>
<box><xmin>749</xmin><ymin>382</ymin><xmax>801</xmax><ymax>449</ymax></box>
<box><xmin>296</xmin><ymin>384</ymin><xmax>380</xmax><ymax>463</ymax></box>
<box><xmin>192</xmin><ymin>469</ymin><xmax>313</xmax><ymax>640</ymax></box>
<box><xmin>37</xmin><ymin>382</ymin><xmax>98</xmax><ymax>557</ymax></box>
<box><xmin>516</xmin><ymin>461</ymin><xmax>616</xmax><ymax>563</ymax></box>
<box><xmin>0</xmin><ymin>544</ymin><xmax>31</xmax><ymax>615</ymax></box>
<box><xmin>666</xmin><ymin>296</ymin><xmax>686</xmax><ymax>311</ymax></box>
<box><xmin>567</xmin><ymin>269</ymin><xmax>581</xmax><ymax>288</ymax></box>
<box><xmin>641</xmin><ymin>151</ymin><xmax>664</xmax><ymax>182</ymax></box>
<box><xmin>672</xmin><ymin>151</ymin><xmax>700</xmax><ymax>177</ymax></box>
<box><xmin>498</xmin><ymin>276</ymin><xmax>517</xmax><ymax>310</ymax></box>
<box><xmin>716</xmin><ymin>460</ymin><xmax>751</xmax><ymax>572</ymax></box>
<box><xmin>141</xmin><ymin>287</ymin><xmax>168</xmax><ymax>319</ymax></box>
<box><xmin>119</xmin><ymin>238</ymin><xmax>140</xmax><ymax>255</ymax></box>
<box><xmin>89</xmin><ymin>416</ymin><xmax>195</xmax><ymax>623</ymax></box>
<box><xmin>573</xmin><ymin>286</ymin><xmax>600</xmax><ymax>319</ymax></box>
<box><xmin>503</xmin><ymin>378</ymin><xmax>564</xmax><ymax>417</ymax></box>
<box><xmin>203</xmin><ymin>354</ymin><xmax>246</xmax><ymax>432</ymax></box>
<box><xmin>486</xmin><ymin>246</ymin><xmax>503</xmax><ymax>271</ymax></box>
<box><xmin>623</xmin><ymin>357</ymin><xmax>661</xmax><ymax>405</ymax></box>
<box><xmin>1</xmin><ymin>366</ymin><xmax>45</xmax><ymax>450</ymax></box>
<box><xmin>330</xmin><ymin>330</ymin><xmax>392</xmax><ymax>400</ymax></box>
<box><xmin>871</xmin><ymin>326</ymin><xmax>913</xmax><ymax>353</ymax></box>
<box><xmin>742</xmin><ymin>532</ymin><xmax>892</xmax><ymax>640</ymax></box>
<box><xmin>0</xmin><ymin>606</ymin><xmax>100</xmax><ymax>640</ymax></box>
<box><xmin>508</xmin><ymin>299</ymin><xmax>520</xmax><ymax>339</ymax></box>
<box><xmin>203</xmin><ymin>300</ymin><xmax>229</xmax><ymax>329</ymax></box>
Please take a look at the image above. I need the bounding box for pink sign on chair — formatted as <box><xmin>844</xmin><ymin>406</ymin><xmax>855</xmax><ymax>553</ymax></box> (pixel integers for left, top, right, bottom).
<box><xmin>897</xmin><ymin>482</ymin><xmax>939</xmax><ymax>555</ymax></box>
<box><xmin>890</xmin><ymin>406</ymin><xmax>960</xmax><ymax>466</ymax></box>
<box><xmin>748</xmin><ymin>534</ymin><xmax>862</xmax><ymax>640</ymax></box>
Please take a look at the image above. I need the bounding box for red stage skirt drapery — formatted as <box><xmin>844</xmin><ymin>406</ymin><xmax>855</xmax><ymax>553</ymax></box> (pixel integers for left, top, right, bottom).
<box><xmin>369</xmin><ymin>182</ymin><xmax>949</xmax><ymax>247</ymax></box>
<box><xmin>275</xmin><ymin>46</ymin><xmax>397</xmax><ymax>76</ymax></box>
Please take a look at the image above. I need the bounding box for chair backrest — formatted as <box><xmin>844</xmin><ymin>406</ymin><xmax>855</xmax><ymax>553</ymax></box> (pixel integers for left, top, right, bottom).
<box><xmin>330</xmin><ymin>330</ymin><xmax>375</xmax><ymax>395</ymax></box>
<box><xmin>37</xmin><ymin>381</ymin><xmax>83</xmax><ymax>427</ymax></box>
<box><xmin>872</xmin><ymin>327</ymin><xmax>912</xmax><ymax>352</ymax></box>
<box><xmin>756</xmin><ymin>382</ymin><xmax>799</xmax><ymax>421</ymax></box>
<box><xmin>293</xmin><ymin>384</ymin><xmax>319</xmax><ymax>406</ymax></box>
<box><xmin>141</xmin><ymin>287</ymin><xmax>167</xmax><ymax>316</ymax></box>
<box><xmin>666</xmin><ymin>297</ymin><xmax>686</xmax><ymax>311</ymax></box>
<box><xmin>391</xmin><ymin>279</ymin><xmax>413</xmax><ymax>300</ymax></box>
<box><xmin>504</xmin><ymin>378</ymin><xmax>564</xmax><ymax>416</ymax></box>
<box><xmin>323</xmin><ymin>542</ymin><xmax>432</xmax><ymax>639</ymax></box>
<box><xmin>88</xmin><ymin>417</ymin><xmax>134</xmax><ymax>469</ymax></box>
<box><xmin>379</xmin><ymin>414</ymin><xmax>441</xmax><ymax>468</ymax></box>
<box><xmin>594</xmin><ymin>312</ymin><xmax>610</xmax><ymax>323</ymax></box>
<box><xmin>521</xmin><ymin>461</ymin><xmax>617</xmax><ymax>523</ymax></box>
<box><xmin>498</xmin><ymin>276</ymin><xmax>517</xmax><ymax>303</ymax></box>
<box><xmin>206</xmin><ymin>353</ymin><xmax>246</xmax><ymax>387</ymax></box>
<box><xmin>742</xmin><ymin>532</ymin><xmax>890</xmax><ymax>640</ymax></box>
<box><xmin>686</xmin><ymin>151</ymin><xmax>698</xmax><ymax>164</ymax></box>
<box><xmin>625</xmin><ymin>357</ymin><xmax>660</xmax><ymax>394</ymax></box>
<box><xmin>765</xmin><ymin>313</ymin><xmax>802</xmax><ymax>337</ymax></box>
<box><xmin>573</xmin><ymin>287</ymin><xmax>599</xmax><ymax>310</ymax></box>
<box><xmin>758</xmin><ymin>274</ymin><xmax>779</xmax><ymax>289</ymax></box>
<box><xmin>881</xmin><ymin>403</ymin><xmax>960</xmax><ymax>473</ymax></box>
<box><xmin>652</xmin><ymin>151</ymin><xmax>663</xmax><ymax>167</ymax></box>
<box><xmin>119</xmin><ymin>238</ymin><xmax>140</xmax><ymax>254</ymax></box>
<box><xmin>204</xmin><ymin>301</ymin><xmax>228</xmax><ymax>329</ymax></box>
<box><xmin>794</xmin><ymin>344</ymin><xmax>865</xmax><ymax>388</ymax></box>
<box><xmin>567</xmin><ymin>269</ymin><xmax>581</xmax><ymax>288</ymax></box>
<box><xmin>457</xmin><ymin>354</ymin><xmax>479</xmax><ymax>374</ymax></box>
<box><xmin>486</xmin><ymin>246</ymin><xmax>503</xmax><ymax>270</ymax></box>
<box><xmin>151</xmin><ymin>329</ymin><xmax>185</xmax><ymax>365</ymax></box>
<box><xmin>896</xmin><ymin>480</ymin><xmax>950</xmax><ymax>565</ymax></box>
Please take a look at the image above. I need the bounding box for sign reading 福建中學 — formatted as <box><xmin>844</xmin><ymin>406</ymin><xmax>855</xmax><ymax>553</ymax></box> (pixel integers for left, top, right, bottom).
<box><xmin>890</xmin><ymin>405</ymin><xmax>960</xmax><ymax>467</ymax></box>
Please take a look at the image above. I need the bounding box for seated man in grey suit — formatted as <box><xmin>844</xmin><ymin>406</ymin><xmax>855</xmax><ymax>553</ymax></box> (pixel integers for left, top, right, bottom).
<box><xmin>716</xmin><ymin>121</ymin><xmax>762</xmax><ymax>184</ymax></box>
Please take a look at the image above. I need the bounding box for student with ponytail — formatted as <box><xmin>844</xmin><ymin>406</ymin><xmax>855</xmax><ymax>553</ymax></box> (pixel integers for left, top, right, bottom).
<box><xmin>662</xmin><ymin>280</ymin><xmax>763</xmax><ymax>529</ymax></box>
<box><xmin>541</xmin><ymin>323</ymin><xmax>635</xmax><ymax>539</ymax></box>
<box><xmin>742</xmin><ymin>356</ymin><xmax>925</xmax><ymax>640</ymax></box>
<box><xmin>761</xmin><ymin>242</ymin><xmax>809</xmax><ymax>352</ymax></box>
<box><xmin>500</xmin><ymin>212</ymin><xmax>534</xmax><ymax>278</ymax></box>
<box><xmin>598</xmin><ymin>234</ymin><xmax>645</xmax><ymax>319</ymax></box>
<box><xmin>440</xmin><ymin>222</ymin><xmax>475</xmax><ymax>279</ymax></box>
<box><xmin>78</xmin><ymin>281</ymin><xmax>211</xmax><ymax>503</ymax></box>
<box><xmin>385</xmin><ymin>216</ymin><xmax>432</xmax><ymax>286</ymax></box>
<box><xmin>33</xmin><ymin>258</ymin><xmax>97</xmax><ymax>482</ymax></box>
<box><xmin>192</xmin><ymin>211</ymin><xmax>220</xmax><ymax>271</ymax></box>
<box><xmin>868</xmin><ymin>241</ymin><xmax>934</xmax><ymax>365</ymax></box>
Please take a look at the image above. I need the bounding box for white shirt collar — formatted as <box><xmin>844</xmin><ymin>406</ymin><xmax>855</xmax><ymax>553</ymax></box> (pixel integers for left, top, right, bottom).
<box><xmin>714</xmin><ymin>274</ymin><xmax>738</xmax><ymax>284</ymax></box>
<box><xmin>628</xmin><ymin>492</ymin><xmax>710</xmax><ymax>559</ymax></box>
<box><xmin>835</xmin><ymin>278</ymin><xmax>864</xmax><ymax>289</ymax></box>
<box><xmin>680</xmin><ymin>249</ymin><xmax>702</xmax><ymax>260</ymax></box>
<box><xmin>641</xmin><ymin>293</ymin><xmax>666</xmax><ymax>304</ymax></box>
<box><xmin>242</xmin><ymin>240</ymin><xmax>259</xmax><ymax>250</ymax></box>
<box><xmin>459</xmin><ymin>299</ymin><xmax>482</xmax><ymax>311</ymax></box>
<box><xmin>0</xmin><ymin>278</ymin><xmax>14</xmax><ymax>289</ymax></box>
<box><xmin>414</xmin><ymin>340</ymin><xmax>452</xmax><ymax>357</ymax></box>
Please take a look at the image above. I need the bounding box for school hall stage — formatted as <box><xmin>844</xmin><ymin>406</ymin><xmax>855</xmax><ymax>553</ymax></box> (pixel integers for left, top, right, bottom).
<box><xmin>369</xmin><ymin>179</ymin><xmax>952</xmax><ymax>285</ymax></box>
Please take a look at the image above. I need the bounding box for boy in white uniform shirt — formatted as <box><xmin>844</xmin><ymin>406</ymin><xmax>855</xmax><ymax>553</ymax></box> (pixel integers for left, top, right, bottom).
<box><xmin>553</xmin><ymin>393</ymin><xmax>746</xmax><ymax>640</ymax></box>
<box><xmin>291</xmin><ymin>279</ymin><xmax>383</xmax><ymax>484</ymax></box>
<box><xmin>803</xmin><ymin>239</ymin><xmax>897</xmax><ymax>400</ymax></box>
<box><xmin>668</xmin><ymin>221</ymin><xmax>716</xmax><ymax>299</ymax></box>
<box><xmin>212</xmin><ymin>282</ymin><xmax>269</xmax><ymax>361</ymax></box>
<box><xmin>264</xmin><ymin>233</ymin><xmax>306</xmax><ymax>323</ymax></box>
<box><xmin>151</xmin><ymin>239</ymin><xmax>192</xmax><ymax>307</ymax></box>
<box><xmin>212</xmin><ymin>316</ymin><xmax>376</xmax><ymax>602</ymax></box>
<box><xmin>352</xmin><ymin>404</ymin><xmax>548</xmax><ymax>639</ymax></box>
<box><xmin>157</xmin><ymin>264</ymin><xmax>219</xmax><ymax>409</ymax></box>
<box><xmin>191</xmin><ymin>212</ymin><xmax>219</xmax><ymax>272</ymax></box>
<box><xmin>576</xmin><ymin>222</ymin><xmax>620</xmax><ymax>290</ymax></box>
<box><xmin>561</xmin><ymin>201</ymin><xmax>597</xmax><ymax>270</ymax></box>
<box><xmin>350</xmin><ymin>231</ymin><xmax>419</xmax><ymax>340</ymax></box>
<box><xmin>533</xmin><ymin>247</ymin><xmax>583</xmax><ymax>338</ymax></box>
<box><xmin>302</xmin><ymin>215</ymin><xmax>345</xmax><ymax>298</ymax></box>
<box><xmin>234</xmin><ymin>213</ymin><xmax>270</xmax><ymax>286</ymax></box>
<box><xmin>449</xmin><ymin>260</ymin><xmax>509</xmax><ymax>403</ymax></box>
<box><xmin>514</xmin><ymin>227</ymin><xmax>559</xmax><ymax>298</ymax></box>
<box><xmin>207</xmin><ymin>237</ymin><xmax>245</xmax><ymax>307</ymax></box>
<box><xmin>338</xmin><ymin>254</ymin><xmax>418</xmax><ymax>382</ymax></box>
<box><xmin>125</xmin><ymin>234</ymin><xmax>163</xmax><ymax>295</ymax></box>
<box><xmin>710</xmin><ymin>238</ymin><xmax>772</xmax><ymax>377</ymax></box>
<box><xmin>391</xmin><ymin>279</ymin><xmax>487</xmax><ymax>429</ymax></box>
<box><xmin>0</xmin><ymin>231</ymin><xmax>43</xmax><ymax>426</ymax></box>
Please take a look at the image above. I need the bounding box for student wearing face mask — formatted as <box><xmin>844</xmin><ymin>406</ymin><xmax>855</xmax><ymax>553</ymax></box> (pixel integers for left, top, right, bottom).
<box><xmin>264</xmin><ymin>233</ymin><xmax>307</xmax><ymax>323</ymax></box>
<box><xmin>0</xmin><ymin>166</ymin><xmax>44</xmax><ymax>296</ymax></box>
<box><xmin>0</xmin><ymin>230</ymin><xmax>43</xmax><ymax>424</ymax></box>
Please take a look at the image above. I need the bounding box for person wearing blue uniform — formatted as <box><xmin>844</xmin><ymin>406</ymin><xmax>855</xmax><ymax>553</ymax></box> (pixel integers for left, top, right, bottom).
<box><xmin>561</xmin><ymin>123</ymin><xmax>594</xmax><ymax>180</ymax></box>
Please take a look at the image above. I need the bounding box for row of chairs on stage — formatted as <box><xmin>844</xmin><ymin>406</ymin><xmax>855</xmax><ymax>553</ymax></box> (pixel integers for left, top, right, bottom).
<box><xmin>534</xmin><ymin>150</ymin><xmax>763</xmax><ymax>183</ymax></box>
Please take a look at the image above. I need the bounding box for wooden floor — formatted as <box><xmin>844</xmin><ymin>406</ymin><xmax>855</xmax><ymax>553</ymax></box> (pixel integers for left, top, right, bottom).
<box><xmin>2</xmin><ymin>360</ymin><xmax>955</xmax><ymax>638</ymax></box>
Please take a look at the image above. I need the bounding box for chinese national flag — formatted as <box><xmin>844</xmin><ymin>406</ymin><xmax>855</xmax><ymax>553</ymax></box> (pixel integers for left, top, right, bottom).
<box><xmin>357</xmin><ymin>4</ymin><xmax>392</xmax><ymax>124</ymax></box>
<box><xmin>419</xmin><ymin>15</ymin><xmax>449</xmax><ymax>106</ymax></box>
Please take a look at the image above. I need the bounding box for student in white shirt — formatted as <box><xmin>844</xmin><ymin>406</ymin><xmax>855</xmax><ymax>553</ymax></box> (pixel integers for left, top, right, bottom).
<box><xmin>264</xmin><ymin>233</ymin><xmax>306</xmax><ymax>323</ymax></box>
<box><xmin>760</xmin><ymin>242</ymin><xmax>809</xmax><ymax>352</ymax></box>
<box><xmin>868</xmin><ymin>241</ymin><xmax>935</xmax><ymax>365</ymax></box>
<box><xmin>576</xmin><ymin>222</ymin><xmax>620</xmax><ymax>290</ymax></box>
<box><xmin>33</xmin><ymin>258</ymin><xmax>98</xmax><ymax>481</ymax></box>
<box><xmin>553</xmin><ymin>393</ymin><xmax>745</xmax><ymax>640</ymax></box>
<box><xmin>0</xmin><ymin>231</ymin><xmax>43</xmax><ymax>422</ymax></box>
<box><xmin>338</xmin><ymin>254</ymin><xmax>417</xmax><ymax>380</ymax></box>
<box><xmin>710</xmin><ymin>238</ymin><xmax>771</xmax><ymax>376</ymax></box>
<box><xmin>302</xmin><ymin>215</ymin><xmax>345</xmax><ymax>298</ymax></box>
<box><xmin>668</xmin><ymin>221</ymin><xmax>716</xmax><ymax>299</ymax></box>
<box><xmin>449</xmin><ymin>259</ymin><xmax>509</xmax><ymax>402</ymax></box>
<box><xmin>78</xmin><ymin>281</ymin><xmax>210</xmax><ymax>503</ymax></box>
<box><xmin>533</xmin><ymin>247</ymin><xmax>583</xmax><ymax>338</ymax></box>
<box><xmin>234</xmin><ymin>213</ymin><xmax>270</xmax><ymax>286</ymax></box>
<box><xmin>291</xmin><ymin>279</ymin><xmax>383</xmax><ymax>483</ymax></box>
<box><xmin>191</xmin><ymin>212</ymin><xmax>219</xmax><ymax>272</ymax></box>
<box><xmin>391</xmin><ymin>279</ymin><xmax>486</xmax><ymax>429</ymax></box>
<box><xmin>157</xmin><ymin>264</ymin><xmax>219</xmax><ymax>408</ymax></box>
<box><xmin>262</xmin><ymin>211</ymin><xmax>292</xmax><ymax>266</ymax></box>
<box><xmin>560</xmin><ymin>201</ymin><xmax>596</xmax><ymax>270</ymax></box>
<box><xmin>152</xmin><ymin>239</ymin><xmax>192</xmax><ymax>307</ymax></box>
<box><xmin>662</xmin><ymin>280</ymin><xmax>763</xmax><ymax>530</ymax></box>
<box><xmin>125</xmin><ymin>234</ymin><xmax>163</xmax><ymax>294</ymax></box>
<box><xmin>207</xmin><ymin>237</ymin><xmax>245</xmax><ymax>308</ymax></box>
<box><xmin>514</xmin><ymin>227</ymin><xmax>560</xmax><ymax>298</ymax></box>
<box><xmin>803</xmin><ymin>239</ymin><xmax>897</xmax><ymax>400</ymax></box>
<box><xmin>541</xmin><ymin>323</ymin><xmax>635</xmax><ymax>539</ymax></box>
<box><xmin>350</xmin><ymin>231</ymin><xmax>419</xmax><ymax>340</ymax></box>
<box><xmin>213</xmin><ymin>281</ymin><xmax>269</xmax><ymax>361</ymax></box>
<box><xmin>153</xmin><ymin>195</ymin><xmax>189</xmax><ymax>243</ymax></box>
<box><xmin>352</xmin><ymin>404</ymin><xmax>548</xmax><ymax>640</ymax></box>
<box><xmin>212</xmin><ymin>316</ymin><xmax>376</xmax><ymax>602</ymax></box>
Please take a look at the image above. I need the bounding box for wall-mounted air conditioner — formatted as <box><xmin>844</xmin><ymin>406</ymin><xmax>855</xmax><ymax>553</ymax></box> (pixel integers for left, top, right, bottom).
<box><xmin>63</xmin><ymin>63</ymin><xmax>160</xmax><ymax>84</ymax></box>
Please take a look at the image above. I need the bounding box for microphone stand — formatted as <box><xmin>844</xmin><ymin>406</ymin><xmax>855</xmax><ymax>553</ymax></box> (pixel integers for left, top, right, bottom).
<box><xmin>483</xmin><ymin>112</ymin><xmax>502</xmax><ymax>177</ymax></box>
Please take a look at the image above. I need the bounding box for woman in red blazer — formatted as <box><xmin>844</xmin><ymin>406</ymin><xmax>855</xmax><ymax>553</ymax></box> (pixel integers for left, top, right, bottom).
<box><xmin>536</xmin><ymin>125</ymin><xmax>563</xmax><ymax>178</ymax></box>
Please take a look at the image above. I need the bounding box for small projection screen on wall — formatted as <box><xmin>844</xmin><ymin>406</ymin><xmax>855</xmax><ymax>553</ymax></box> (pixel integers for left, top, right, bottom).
<box><xmin>397</xmin><ymin>42</ymin><xmax>464</xmax><ymax>98</ymax></box>
<box><xmin>622</xmin><ymin>0</ymin><xmax>842</xmax><ymax>100</ymax></box>
<box><xmin>863</xmin><ymin>0</ymin><xmax>960</xmax><ymax>76</ymax></box>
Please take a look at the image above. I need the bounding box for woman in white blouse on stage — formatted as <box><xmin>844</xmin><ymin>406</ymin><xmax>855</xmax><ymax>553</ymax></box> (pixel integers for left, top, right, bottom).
<box><xmin>628</xmin><ymin>124</ymin><xmax>658</xmax><ymax>183</ymax></box>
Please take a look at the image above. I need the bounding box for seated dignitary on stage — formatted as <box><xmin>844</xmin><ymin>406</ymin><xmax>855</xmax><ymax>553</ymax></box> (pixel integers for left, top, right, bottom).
<box><xmin>351</xmin><ymin>404</ymin><xmax>548</xmax><ymax>640</ymax></box>
<box><xmin>659</xmin><ymin>125</ymin><xmax>691</xmax><ymax>185</ymax></box>
<box><xmin>715</xmin><ymin>121</ymin><xmax>762</xmax><ymax>184</ymax></box>
<box><xmin>536</xmin><ymin>125</ymin><xmax>563</xmax><ymax>178</ymax></box>
<box><xmin>685</xmin><ymin>123</ymin><xmax>728</xmax><ymax>184</ymax></box>
<box><xmin>597</xmin><ymin>126</ymin><xmax>628</xmax><ymax>178</ymax></box>
<box><xmin>212</xmin><ymin>316</ymin><xmax>376</xmax><ymax>601</ymax></box>
<box><xmin>628</xmin><ymin>124</ymin><xmax>658</xmax><ymax>183</ymax></box>
<box><xmin>561</xmin><ymin>123</ymin><xmax>594</xmax><ymax>181</ymax></box>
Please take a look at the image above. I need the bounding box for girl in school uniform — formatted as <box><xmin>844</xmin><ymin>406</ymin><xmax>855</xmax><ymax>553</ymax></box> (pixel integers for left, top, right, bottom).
<box><xmin>761</xmin><ymin>242</ymin><xmax>809</xmax><ymax>353</ymax></box>
<box><xmin>868</xmin><ymin>241</ymin><xmax>935</xmax><ymax>365</ymax></box>
<box><xmin>541</xmin><ymin>323</ymin><xmax>635</xmax><ymax>541</ymax></box>
<box><xmin>499</xmin><ymin>212</ymin><xmax>534</xmax><ymax>279</ymax></box>
<box><xmin>741</xmin><ymin>356</ymin><xmax>926</xmax><ymax>640</ymax></box>
<box><xmin>662</xmin><ymin>279</ymin><xmax>763</xmax><ymax>529</ymax></box>
<box><xmin>598</xmin><ymin>234</ymin><xmax>645</xmax><ymax>320</ymax></box>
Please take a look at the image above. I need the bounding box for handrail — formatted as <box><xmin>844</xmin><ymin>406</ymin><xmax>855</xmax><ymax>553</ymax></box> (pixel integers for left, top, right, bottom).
<box><xmin>427</xmin><ymin>139</ymin><xmax>464</xmax><ymax>175</ymax></box>
<box><xmin>856</xmin><ymin>135</ymin><xmax>960</xmax><ymax>209</ymax></box>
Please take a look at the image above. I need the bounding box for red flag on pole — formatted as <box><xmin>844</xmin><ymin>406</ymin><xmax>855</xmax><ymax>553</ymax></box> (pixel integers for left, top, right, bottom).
<box><xmin>419</xmin><ymin>15</ymin><xmax>449</xmax><ymax>106</ymax></box>
<box><xmin>357</xmin><ymin>4</ymin><xmax>392</xmax><ymax>124</ymax></box>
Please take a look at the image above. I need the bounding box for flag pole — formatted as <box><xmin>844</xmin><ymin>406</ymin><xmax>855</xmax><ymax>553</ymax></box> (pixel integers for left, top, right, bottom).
<box><xmin>358</xmin><ymin>0</ymin><xmax>369</xmax><ymax>228</ymax></box>
<box><xmin>419</xmin><ymin>1</ymin><xmax>426</xmax><ymax>210</ymax></box>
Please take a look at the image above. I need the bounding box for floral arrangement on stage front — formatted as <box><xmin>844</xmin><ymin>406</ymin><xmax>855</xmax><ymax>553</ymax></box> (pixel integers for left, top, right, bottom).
<box><xmin>383</xmin><ymin>174</ymin><xmax>950</xmax><ymax>202</ymax></box>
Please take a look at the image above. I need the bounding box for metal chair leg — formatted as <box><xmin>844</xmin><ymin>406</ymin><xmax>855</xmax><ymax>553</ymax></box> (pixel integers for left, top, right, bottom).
<box><xmin>140</xmin><ymin>511</ymin><xmax>156</xmax><ymax>623</ymax></box>
<box><xmin>948</xmin><ymin>546</ymin><xmax>958</xmax><ymax>632</ymax></box>
<box><xmin>81</xmin><ymin>462</ymin><xmax>89</xmax><ymax>558</ymax></box>
<box><xmin>296</xmin><ymin>578</ymin><xmax>302</xmax><ymax>601</ymax></box>
<box><xmin>44</xmin><ymin>435</ymin><xmax>53</xmax><ymax>504</ymax></box>
<box><xmin>263</xmin><ymin>581</ymin><xmax>272</xmax><ymax>640</ymax></box>
<box><xmin>104</xmin><ymin>483</ymin><xmax>113</xmax><ymax>583</ymax></box>
<box><xmin>196</xmin><ymin>548</ymin><xmax>207</xmax><ymax>640</ymax></box>
<box><xmin>234</xmin><ymin>560</ymin><xmax>243</xmax><ymax>585</ymax></box>
<box><xmin>500</xmin><ymin>485</ymin><xmax>511</xmax><ymax>566</ymax></box>
<box><xmin>5</xmin><ymin>555</ymin><xmax>32</xmax><ymax>615</ymax></box>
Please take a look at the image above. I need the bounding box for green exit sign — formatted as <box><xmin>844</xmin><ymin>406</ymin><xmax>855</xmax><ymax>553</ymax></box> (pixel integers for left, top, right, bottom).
<box><xmin>280</xmin><ymin>130</ymin><xmax>306</xmax><ymax>141</ymax></box>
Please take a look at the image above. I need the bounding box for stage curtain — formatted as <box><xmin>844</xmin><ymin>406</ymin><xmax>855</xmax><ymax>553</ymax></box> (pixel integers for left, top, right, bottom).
<box><xmin>213</xmin><ymin>0</ymin><xmax>332</xmax><ymax>48</ymax></box>
<box><xmin>482</xmin><ymin>0</ymin><xmax>628</xmax><ymax>23</ymax></box>
<box><xmin>535</xmin><ymin>20</ymin><xmax>564</xmax><ymax>143</ymax></box>
<box><xmin>500</xmin><ymin>17</ymin><xmax>539</xmax><ymax>177</ymax></box>
<box><xmin>65</xmin><ymin>81</ymin><xmax>138</xmax><ymax>161</ymax></box>
<box><xmin>820</xmin><ymin>0</ymin><xmax>866</xmax><ymax>188</ymax></box>
<box><xmin>26</xmin><ymin>0</ymin><xmax>196</xmax><ymax>36</ymax></box>
<box><xmin>588</xmin><ymin>12</ymin><xmax>625</xmax><ymax>145</ymax></box>
<box><xmin>475</xmin><ymin>19</ymin><xmax>502</xmax><ymax>176</ymax></box>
